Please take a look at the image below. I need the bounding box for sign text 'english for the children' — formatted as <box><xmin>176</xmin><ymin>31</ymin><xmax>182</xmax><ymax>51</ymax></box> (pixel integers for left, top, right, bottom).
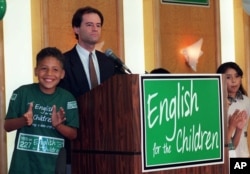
<box><xmin>140</xmin><ymin>75</ymin><xmax>224</xmax><ymax>172</ymax></box>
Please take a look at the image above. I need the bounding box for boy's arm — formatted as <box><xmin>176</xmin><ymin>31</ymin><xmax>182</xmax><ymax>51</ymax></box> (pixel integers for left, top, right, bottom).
<box><xmin>51</xmin><ymin>105</ymin><xmax>77</xmax><ymax>140</ymax></box>
<box><xmin>54</xmin><ymin>124</ymin><xmax>77</xmax><ymax>140</ymax></box>
<box><xmin>4</xmin><ymin>117</ymin><xmax>28</xmax><ymax>132</ymax></box>
<box><xmin>228</xmin><ymin>110</ymin><xmax>246</xmax><ymax>148</ymax></box>
<box><xmin>4</xmin><ymin>103</ymin><xmax>33</xmax><ymax>132</ymax></box>
<box><xmin>232</xmin><ymin>128</ymin><xmax>243</xmax><ymax>148</ymax></box>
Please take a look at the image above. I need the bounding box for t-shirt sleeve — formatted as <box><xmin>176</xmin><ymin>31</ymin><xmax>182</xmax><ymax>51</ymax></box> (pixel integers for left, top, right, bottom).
<box><xmin>5</xmin><ymin>89</ymin><xmax>23</xmax><ymax>119</ymax></box>
<box><xmin>64</xmin><ymin>94</ymin><xmax>79</xmax><ymax>128</ymax></box>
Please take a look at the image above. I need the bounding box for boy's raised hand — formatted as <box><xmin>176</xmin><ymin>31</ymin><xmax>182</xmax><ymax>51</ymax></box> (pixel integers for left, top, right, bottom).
<box><xmin>51</xmin><ymin>105</ymin><xmax>66</xmax><ymax>128</ymax></box>
<box><xmin>23</xmin><ymin>102</ymin><xmax>33</xmax><ymax>126</ymax></box>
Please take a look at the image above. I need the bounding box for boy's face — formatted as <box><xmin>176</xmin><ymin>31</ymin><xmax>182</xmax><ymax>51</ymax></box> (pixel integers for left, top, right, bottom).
<box><xmin>35</xmin><ymin>56</ymin><xmax>65</xmax><ymax>94</ymax></box>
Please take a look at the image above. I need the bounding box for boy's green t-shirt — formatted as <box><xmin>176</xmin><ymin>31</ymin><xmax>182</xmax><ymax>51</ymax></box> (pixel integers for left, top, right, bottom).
<box><xmin>6</xmin><ymin>83</ymin><xmax>79</xmax><ymax>174</ymax></box>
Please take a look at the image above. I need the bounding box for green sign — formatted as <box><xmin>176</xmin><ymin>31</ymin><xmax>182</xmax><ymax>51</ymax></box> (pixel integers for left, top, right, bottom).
<box><xmin>140</xmin><ymin>74</ymin><xmax>224</xmax><ymax>172</ymax></box>
<box><xmin>162</xmin><ymin>0</ymin><xmax>209</xmax><ymax>6</ymax></box>
<box><xmin>17</xmin><ymin>133</ymin><xmax>64</xmax><ymax>155</ymax></box>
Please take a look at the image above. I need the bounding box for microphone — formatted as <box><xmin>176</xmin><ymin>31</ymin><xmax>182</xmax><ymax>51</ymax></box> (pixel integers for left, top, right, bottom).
<box><xmin>105</xmin><ymin>49</ymin><xmax>132</xmax><ymax>74</ymax></box>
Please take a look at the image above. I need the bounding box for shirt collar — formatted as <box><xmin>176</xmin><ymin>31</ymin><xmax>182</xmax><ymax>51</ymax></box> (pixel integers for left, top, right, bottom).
<box><xmin>228</xmin><ymin>90</ymin><xmax>244</xmax><ymax>105</ymax></box>
<box><xmin>76</xmin><ymin>43</ymin><xmax>96</xmax><ymax>58</ymax></box>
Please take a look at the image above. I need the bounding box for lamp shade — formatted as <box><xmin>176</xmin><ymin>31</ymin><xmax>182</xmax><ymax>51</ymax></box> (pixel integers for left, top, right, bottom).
<box><xmin>181</xmin><ymin>38</ymin><xmax>203</xmax><ymax>72</ymax></box>
<box><xmin>0</xmin><ymin>0</ymin><xmax>6</xmax><ymax>20</ymax></box>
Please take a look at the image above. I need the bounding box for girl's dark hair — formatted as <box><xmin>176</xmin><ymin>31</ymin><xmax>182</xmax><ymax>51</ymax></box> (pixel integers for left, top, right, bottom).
<box><xmin>150</xmin><ymin>68</ymin><xmax>170</xmax><ymax>74</ymax></box>
<box><xmin>36</xmin><ymin>47</ymin><xmax>64</xmax><ymax>68</ymax></box>
<box><xmin>72</xmin><ymin>6</ymin><xmax>104</xmax><ymax>40</ymax></box>
<box><xmin>216</xmin><ymin>62</ymin><xmax>247</xmax><ymax>95</ymax></box>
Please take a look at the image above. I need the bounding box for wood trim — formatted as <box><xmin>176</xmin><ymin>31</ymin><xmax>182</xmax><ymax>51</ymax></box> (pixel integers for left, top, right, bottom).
<box><xmin>31</xmin><ymin>0</ymin><xmax>44</xmax><ymax>82</ymax></box>
<box><xmin>215</xmin><ymin>0</ymin><xmax>222</xmax><ymax>67</ymax></box>
<box><xmin>41</xmin><ymin>0</ymin><xmax>49</xmax><ymax>47</ymax></box>
<box><xmin>243</xmin><ymin>14</ymin><xmax>250</xmax><ymax>94</ymax></box>
<box><xmin>153</xmin><ymin>0</ymin><xmax>162</xmax><ymax>69</ymax></box>
<box><xmin>117</xmin><ymin>0</ymin><xmax>125</xmax><ymax>60</ymax></box>
<box><xmin>0</xmin><ymin>21</ymin><xmax>7</xmax><ymax>174</ymax></box>
<box><xmin>243</xmin><ymin>13</ymin><xmax>250</xmax><ymax>153</ymax></box>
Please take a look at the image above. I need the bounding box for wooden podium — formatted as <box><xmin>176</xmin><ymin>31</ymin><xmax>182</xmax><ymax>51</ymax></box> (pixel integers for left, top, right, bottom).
<box><xmin>71</xmin><ymin>74</ymin><xmax>229</xmax><ymax>174</ymax></box>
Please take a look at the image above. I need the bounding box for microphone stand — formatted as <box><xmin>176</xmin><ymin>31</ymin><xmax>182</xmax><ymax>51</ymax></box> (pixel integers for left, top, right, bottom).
<box><xmin>115</xmin><ymin>65</ymin><xmax>132</xmax><ymax>74</ymax></box>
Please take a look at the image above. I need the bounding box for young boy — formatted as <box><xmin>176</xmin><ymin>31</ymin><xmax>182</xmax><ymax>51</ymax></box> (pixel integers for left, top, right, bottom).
<box><xmin>4</xmin><ymin>47</ymin><xmax>79</xmax><ymax>174</ymax></box>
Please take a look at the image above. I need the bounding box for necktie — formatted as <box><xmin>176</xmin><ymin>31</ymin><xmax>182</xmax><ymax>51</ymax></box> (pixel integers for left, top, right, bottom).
<box><xmin>89</xmin><ymin>52</ymin><xmax>98</xmax><ymax>89</ymax></box>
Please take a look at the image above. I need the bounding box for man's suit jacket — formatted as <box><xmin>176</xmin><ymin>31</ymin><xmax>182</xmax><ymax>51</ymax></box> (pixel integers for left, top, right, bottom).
<box><xmin>58</xmin><ymin>46</ymin><xmax>126</xmax><ymax>165</ymax></box>
<box><xmin>59</xmin><ymin>46</ymin><xmax>117</xmax><ymax>98</ymax></box>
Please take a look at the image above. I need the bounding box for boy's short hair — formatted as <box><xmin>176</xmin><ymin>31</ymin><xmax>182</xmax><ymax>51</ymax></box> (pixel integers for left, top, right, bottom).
<box><xmin>36</xmin><ymin>47</ymin><xmax>65</xmax><ymax>68</ymax></box>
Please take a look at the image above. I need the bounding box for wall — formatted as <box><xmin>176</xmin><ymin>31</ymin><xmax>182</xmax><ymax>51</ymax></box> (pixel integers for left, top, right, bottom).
<box><xmin>156</xmin><ymin>0</ymin><xmax>220</xmax><ymax>73</ymax></box>
<box><xmin>234</xmin><ymin>0</ymin><xmax>250</xmax><ymax>92</ymax></box>
<box><xmin>42</xmin><ymin>1</ymin><xmax>232</xmax><ymax>74</ymax></box>
<box><xmin>3</xmin><ymin>0</ymin><xmax>33</xmax><ymax>170</ymax></box>
<box><xmin>220</xmin><ymin>0</ymin><xmax>235</xmax><ymax>63</ymax></box>
<box><xmin>234</xmin><ymin>0</ymin><xmax>250</xmax><ymax>153</ymax></box>
<box><xmin>41</xmin><ymin>0</ymin><xmax>145</xmax><ymax>74</ymax></box>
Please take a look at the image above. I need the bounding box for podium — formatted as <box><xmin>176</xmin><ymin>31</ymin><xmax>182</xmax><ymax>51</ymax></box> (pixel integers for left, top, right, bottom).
<box><xmin>71</xmin><ymin>74</ymin><xmax>229</xmax><ymax>174</ymax></box>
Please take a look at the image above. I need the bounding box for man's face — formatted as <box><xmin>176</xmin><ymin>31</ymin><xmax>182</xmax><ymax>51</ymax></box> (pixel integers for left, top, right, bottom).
<box><xmin>74</xmin><ymin>13</ymin><xmax>102</xmax><ymax>46</ymax></box>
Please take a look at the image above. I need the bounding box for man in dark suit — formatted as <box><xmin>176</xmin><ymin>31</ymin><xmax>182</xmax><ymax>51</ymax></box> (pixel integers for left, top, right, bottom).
<box><xmin>59</xmin><ymin>6</ymin><xmax>123</xmax><ymax>98</ymax></box>
<box><xmin>58</xmin><ymin>6</ymin><xmax>124</xmax><ymax>174</ymax></box>
<box><xmin>61</xmin><ymin>46</ymin><xmax>117</xmax><ymax>98</ymax></box>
